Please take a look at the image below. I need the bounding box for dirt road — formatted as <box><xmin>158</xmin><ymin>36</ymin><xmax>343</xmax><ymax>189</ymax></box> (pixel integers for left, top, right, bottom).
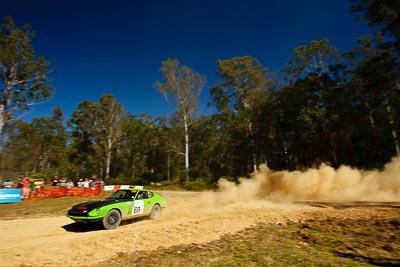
<box><xmin>0</xmin><ymin>191</ymin><xmax>398</xmax><ymax>267</ymax></box>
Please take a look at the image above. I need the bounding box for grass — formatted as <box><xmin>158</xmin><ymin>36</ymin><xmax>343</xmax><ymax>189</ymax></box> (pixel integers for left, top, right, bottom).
<box><xmin>96</xmin><ymin>207</ymin><xmax>400</xmax><ymax>267</ymax></box>
<box><xmin>0</xmin><ymin>193</ymin><xmax>107</xmax><ymax>219</ymax></box>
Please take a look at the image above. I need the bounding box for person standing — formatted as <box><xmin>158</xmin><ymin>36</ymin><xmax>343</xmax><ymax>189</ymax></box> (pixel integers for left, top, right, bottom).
<box><xmin>51</xmin><ymin>175</ymin><xmax>59</xmax><ymax>197</ymax></box>
<box><xmin>66</xmin><ymin>180</ymin><xmax>74</xmax><ymax>188</ymax></box>
<box><xmin>51</xmin><ymin>176</ymin><xmax>59</xmax><ymax>188</ymax></box>
<box><xmin>22</xmin><ymin>177</ymin><xmax>31</xmax><ymax>199</ymax></box>
<box><xmin>2</xmin><ymin>178</ymin><xmax>14</xmax><ymax>188</ymax></box>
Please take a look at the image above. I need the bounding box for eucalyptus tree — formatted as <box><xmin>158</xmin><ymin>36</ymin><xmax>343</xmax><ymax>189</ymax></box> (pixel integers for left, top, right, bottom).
<box><xmin>350</xmin><ymin>0</ymin><xmax>400</xmax><ymax>163</ymax></box>
<box><xmin>1</xmin><ymin>106</ymin><xmax>67</xmax><ymax>177</ymax></box>
<box><xmin>283</xmin><ymin>38</ymin><xmax>339</xmax><ymax>81</ymax></box>
<box><xmin>0</xmin><ymin>17</ymin><xmax>54</xmax><ymax>139</ymax></box>
<box><xmin>68</xmin><ymin>99</ymin><xmax>99</xmax><ymax>178</ymax></box>
<box><xmin>0</xmin><ymin>120</ymin><xmax>36</xmax><ymax>177</ymax></box>
<box><xmin>189</xmin><ymin>114</ymin><xmax>226</xmax><ymax>184</ymax></box>
<box><xmin>211</xmin><ymin>56</ymin><xmax>270</xmax><ymax>173</ymax></box>
<box><xmin>30</xmin><ymin>106</ymin><xmax>68</xmax><ymax>174</ymax></box>
<box><xmin>155</xmin><ymin>59</ymin><xmax>206</xmax><ymax>181</ymax></box>
<box><xmin>120</xmin><ymin>114</ymin><xmax>163</xmax><ymax>181</ymax></box>
<box><xmin>97</xmin><ymin>94</ymin><xmax>126</xmax><ymax>179</ymax></box>
<box><xmin>280</xmin><ymin>39</ymin><xmax>345</xmax><ymax>167</ymax></box>
<box><xmin>345</xmin><ymin>34</ymin><xmax>400</xmax><ymax>163</ymax></box>
<box><xmin>351</xmin><ymin>0</ymin><xmax>400</xmax><ymax>48</ymax></box>
<box><xmin>69</xmin><ymin>94</ymin><xmax>126</xmax><ymax>179</ymax></box>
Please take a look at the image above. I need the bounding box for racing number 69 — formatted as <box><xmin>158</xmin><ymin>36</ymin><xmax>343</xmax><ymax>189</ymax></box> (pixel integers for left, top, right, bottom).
<box><xmin>133</xmin><ymin>206</ymin><xmax>141</xmax><ymax>214</ymax></box>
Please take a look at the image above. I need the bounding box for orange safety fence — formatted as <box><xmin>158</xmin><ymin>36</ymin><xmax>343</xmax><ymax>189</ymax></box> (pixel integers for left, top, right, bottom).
<box><xmin>25</xmin><ymin>186</ymin><xmax>105</xmax><ymax>200</ymax></box>
<box><xmin>17</xmin><ymin>184</ymin><xmax>141</xmax><ymax>201</ymax></box>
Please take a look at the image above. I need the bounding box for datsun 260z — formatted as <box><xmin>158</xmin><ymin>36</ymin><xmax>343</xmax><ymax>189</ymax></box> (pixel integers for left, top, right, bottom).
<box><xmin>66</xmin><ymin>187</ymin><xmax>166</xmax><ymax>229</ymax></box>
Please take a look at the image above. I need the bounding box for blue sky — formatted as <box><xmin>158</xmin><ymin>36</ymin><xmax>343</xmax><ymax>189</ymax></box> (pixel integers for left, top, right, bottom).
<box><xmin>1</xmin><ymin>0</ymin><xmax>373</xmax><ymax>121</ymax></box>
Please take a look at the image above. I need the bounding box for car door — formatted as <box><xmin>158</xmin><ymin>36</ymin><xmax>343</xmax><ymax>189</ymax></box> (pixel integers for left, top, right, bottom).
<box><xmin>142</xmin><ymin>190</ymin><xmax>155</xmax><ymax>214</ymax></box>
<box><xmin>118</xmin><ymin>190</ymin><xmax>135</xmax><ymax>217</ymax></box>
<box><xmin>132</xmin><ymin>190</ymin><xmax>145</xmax><ymax>216</ymax></box>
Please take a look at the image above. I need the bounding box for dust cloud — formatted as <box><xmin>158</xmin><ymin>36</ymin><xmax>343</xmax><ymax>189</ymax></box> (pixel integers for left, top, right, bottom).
<box><xmin>214</xmin><ymin>157</ymin><xmax>400</xmax><ymax>202</ymax></box>
<box><xmin>163</xmin><ymin>157</ymin><xmax>400</xmax><ymax>221</ymax></box>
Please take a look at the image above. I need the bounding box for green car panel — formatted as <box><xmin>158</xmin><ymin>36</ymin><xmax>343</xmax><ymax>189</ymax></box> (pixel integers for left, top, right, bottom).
<box><xmin>66</xmin><ymin>187</ymin><xmax>166</xmax><ymax>229</ymax></box>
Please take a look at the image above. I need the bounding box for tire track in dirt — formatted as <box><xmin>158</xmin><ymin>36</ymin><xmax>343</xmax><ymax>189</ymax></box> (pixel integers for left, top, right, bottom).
<box><xmin>0</xmin><ymin>191</ymin><xmax>324</xmax><ymax>267</ymax></box>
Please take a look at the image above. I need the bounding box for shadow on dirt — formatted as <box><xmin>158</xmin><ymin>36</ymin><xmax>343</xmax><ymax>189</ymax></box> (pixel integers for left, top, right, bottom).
<box><xmin>62</xmin><ymin>217</ymin><xmax>147</xmax><ymax>232</ymax></box>
<box><xmin>295</xmin><ymin>201</ymin><xmax>400</xmax><ymax>209</ymax></box>
<box><xmin>62</xmin><ymin>222</ymin><xmax>104</xmax><ymax>232</ymax></box>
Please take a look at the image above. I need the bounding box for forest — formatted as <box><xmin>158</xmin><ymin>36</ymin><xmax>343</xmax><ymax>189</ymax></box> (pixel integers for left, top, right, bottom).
<box><xmin>0</xmin><ymin>1</ymin><xmax>399</xmax><ymax>189</ymax></box>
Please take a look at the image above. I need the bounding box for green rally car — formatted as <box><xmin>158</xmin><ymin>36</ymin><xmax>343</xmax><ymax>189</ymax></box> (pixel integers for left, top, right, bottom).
<box><xmin>66</xmin><ymin>187</ymin><xmax>166</xmax><ymax>229</ymax></box>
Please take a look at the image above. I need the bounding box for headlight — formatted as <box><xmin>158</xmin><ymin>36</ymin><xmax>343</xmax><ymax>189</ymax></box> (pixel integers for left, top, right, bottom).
<box><xmin>96</xmin><ymin>208</ymin><xmax>101</xmax><ymax>214</ymax></box>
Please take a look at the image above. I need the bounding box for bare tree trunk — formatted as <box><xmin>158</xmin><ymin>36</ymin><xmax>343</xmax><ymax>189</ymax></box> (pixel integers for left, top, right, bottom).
<box><xmin>0</xmin><ymin>104</ymin><xmax>4</xmax><ymax>139</ymax></box>
<box><xmin>130</xmin><ymin>156</ymin><xmax>136</xmax><ymax>179</ymax></box>
<box><xmin>386</xmin><ymin>99</ymin><xmax>400</xmax><ymax>156</ymax></box>
<box><xmin>105</xmin><ymin>137</ymin><xmax>112</xmax><ymax>179</ymax></box>
<box><xmin>184</xmin><ymin>114</ymin><xmax>190</xmax><ymax>182</ymax></box>
<box><xmin>248</xmin><ymin>120</ymin><xmax>257</xmax><ymax>172</ymax></box>
<box><xmin>167</xmin><ymin>152</ymin><xmax>170</xmax><ymax>181</ymax></box>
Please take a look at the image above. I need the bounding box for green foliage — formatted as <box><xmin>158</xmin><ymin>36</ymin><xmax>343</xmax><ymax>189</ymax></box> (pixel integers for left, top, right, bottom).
<box><xmin>155</xmin><ymin>59</ymin><xmax>206</xmax><ymax>182</ymax></box>
<box><xmin>0</xmin><ymin>17</ymin><xmax>55</xmax><ymax>137</ymax></box>
<box><xmin>351</xmin><ymin>0</ymin><xmax>400</xmax><ymax>46</ymax></box>
<box><xmin>1</xmin><ymin>4</ymin><xmax>400</xmax><ymax>184</ymax></box>
<box><xmin>30</xmin><ymin>171</ymin><xmax>53</xmax><ymax>182</ymax></box>
<box><xmin>158</xmin><ymin>178</ymin><xmax>185</xmax><ymax>191</ymax></box>
<box><xmin>0</xmin><ymin>106</ymin><xmax>68</xmax><ymax>177</ymax></box>
<box><xmin>182</xmin><ymin>178</ymin><xmax>210</xmax><ymax>191</ymax></box>
<box><xmin>68</xmin><ymin>94</ymin><xmax>126</xmax><ymax>180</ymax></box>
<box><xmin>106</xmin><ymin>175</ymin><xmax>150</xmax><ymax>186</ymax></box>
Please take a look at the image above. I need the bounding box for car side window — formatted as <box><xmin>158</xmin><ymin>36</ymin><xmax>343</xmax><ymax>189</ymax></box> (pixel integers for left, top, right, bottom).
<box><xmin>136</xmin><ymin>191</ymin><xmax>144</xmax><ymax>199</ymax></box>
<box><xmin>124</xmin><ymin>191</ymin><xmax>132</xmax><ymax>199</ymax></box>
<box><xmin>118</xmin><ymin>191</ymin><xmax>126</xmax><ymax>199</ymax></box>
<box><xmin>135</xmin><ymin>190</ymin><xmax>152</xmax><ymax>199</ymax></box>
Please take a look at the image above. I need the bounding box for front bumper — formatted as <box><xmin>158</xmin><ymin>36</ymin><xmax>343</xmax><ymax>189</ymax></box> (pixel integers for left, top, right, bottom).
<box><xmin>66</xmin><ymin>214</ymin><xmax>104</xmax><ymax>223</ymax></box>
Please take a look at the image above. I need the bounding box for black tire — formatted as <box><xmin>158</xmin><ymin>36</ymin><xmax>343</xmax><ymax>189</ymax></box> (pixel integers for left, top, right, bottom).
<box><xmin>102</xmin><ymin>209</ymin><xmax>121</xmax><ymax>230</ymax></box>
<box><xmin>149</xmin><ymin>204</ymin><xmax>162</xmax><ymax>220</ymax></box>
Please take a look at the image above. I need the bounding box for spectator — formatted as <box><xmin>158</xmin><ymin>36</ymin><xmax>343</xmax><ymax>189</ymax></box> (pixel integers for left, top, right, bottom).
<box><xmin>66</xmin><ymin>180</ymin><xmax>74</xmax><ymax>188</ymax></box>
<box><xmin>33</xmin><ymin>179</ymin><xmax>42</xmax><ymax>197</ymax></box>
<box><xmin>50</xmin><ymin>175</ymin><xmax>59</xmax><ymax>197</ymax></box>
<box><xmin>2</xmin><ymin>178</ymin><xmax>14</xmax><ymax>188</ymax></box>
<box><xmin>83</xmin><ymin>178</ymin><xmax>90</xmax><ymax>195</ymax></box>
<box><xmin>22</xmin><ymin>177</ymin><xmax>31</xmax><ymax>199</ymax></box>
<box><xmin>77</xmin><ymin>178</ymin><xmax>84</xmax><ymax>196</ymax></box>
<box><xmin>17</xmin><ymin>178</ymin><xmax>23</xmax><ymax>189</ymax></box>
<box><xmin>40</xmin><ymin>179</ymin><xmax>45</xmax><ymax>189</ymax></box>
<box><xmin>29</xmin><ymin>179</ymin><xmax>35</xmax><ymax>196</ymax></box>
<box><xmin>59</xmin><ymin>177</ymin><xmax>67</xmax><ymax>187</ymax></box>
<box><xmin>51</xmin><ymin>175</ymin><xmax>59</xmax><ymax>188</ymax></box>
<box><xmin>66</xmin><ymin>179</ymin><xmax>75</xmax><ymax>196</ymax></box>
<box><xmin>34</xmin><ymin>179</ymin><xmax>45</xmax><ymax>197</ymax></box>
<box><xmin>83</xmin><ymin>178</ymin><xmax>90</xmax><ymax>188</ymax></box>
<box><xmin>89</xmin><ymin>179</ymin><xmax>95</xmax><ymax>189</ymax></box>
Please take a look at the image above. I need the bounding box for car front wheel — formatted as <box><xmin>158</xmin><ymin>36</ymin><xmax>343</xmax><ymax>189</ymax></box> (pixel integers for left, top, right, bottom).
<box><xmin>102</xmin><ymin>210</ymin><xmax>121</xmax><ymax>230</ymax></box>
<box><xmin>149</xmin><ymin>204</ymin><xmax>162</xmax><ymax>220</ymax></box>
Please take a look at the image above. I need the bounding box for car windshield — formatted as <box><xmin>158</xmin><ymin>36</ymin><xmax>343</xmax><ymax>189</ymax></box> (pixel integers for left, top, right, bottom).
<box><xmin>107</xmin><ymin>190</ymin><xmax>137</xmax><ymax>200</ymax></box>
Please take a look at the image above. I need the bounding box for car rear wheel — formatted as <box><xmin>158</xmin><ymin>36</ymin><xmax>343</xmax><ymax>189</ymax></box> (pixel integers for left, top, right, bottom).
<box><xmin>149</xmin><ymin>204</ymin><xmax>162</xmax><ymax>220</ymax></box>
<box><xmin>102</xmin><ymin>209</ymin><xmax>121</xmax><ymax>230</ymax></box>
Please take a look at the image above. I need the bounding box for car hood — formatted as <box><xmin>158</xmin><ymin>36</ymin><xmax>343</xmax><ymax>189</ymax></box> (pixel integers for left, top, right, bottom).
<box><xmin>71</xmin><ymin>199</ymin><xmax>117</xmax><ymax>211</ymax></box>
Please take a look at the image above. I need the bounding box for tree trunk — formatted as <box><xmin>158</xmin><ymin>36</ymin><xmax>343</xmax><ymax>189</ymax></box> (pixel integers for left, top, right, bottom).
<box><xmin>184</xmin><ymin>115</ymin><xmax>190</xmax><ymax>182</ymax></box>
<box><xmin>105</xmin><ymin>137</ymin><xmax>112</xmax><ymax>179</ymax></box>
<box><xmin>0</xmin><ymin>105</ymin><xmax>4</xmax><ymax>139</ymax></box>
<box><xmin>167</xmin><ymin>152</ymin><xmax>170</xmax><ymax>181</ymax></box>
<box><xmin>248</xmin><ymin>120</ymin><xmax>257</xmax><ymax>172</ymax></box>
<box><xmin>386</xmin><ymin>98</ymin><xmax>400</xmax><ymax>156</ymax></box>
